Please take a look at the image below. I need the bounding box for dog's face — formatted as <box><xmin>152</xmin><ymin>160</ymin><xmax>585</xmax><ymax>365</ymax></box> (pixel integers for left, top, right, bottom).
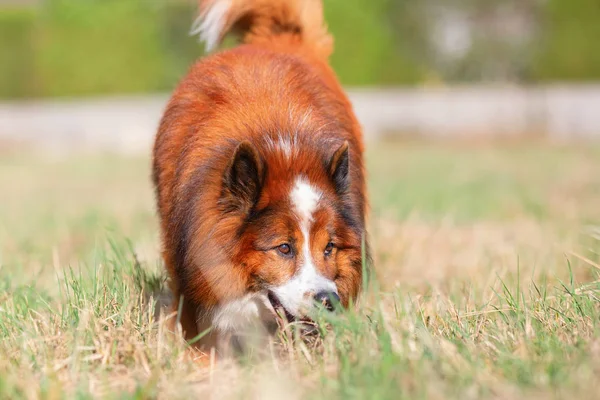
<box><xmin>214</xmin><ymin>139</ymin><xmax>363</xmax><ymax>329</ymax></box>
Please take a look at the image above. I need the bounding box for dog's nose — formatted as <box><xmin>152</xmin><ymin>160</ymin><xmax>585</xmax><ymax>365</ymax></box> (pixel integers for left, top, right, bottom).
<box><xmin>314</xmin><ymin>291</ymin><xmax>340</xmax><ymax>311</ymax></box>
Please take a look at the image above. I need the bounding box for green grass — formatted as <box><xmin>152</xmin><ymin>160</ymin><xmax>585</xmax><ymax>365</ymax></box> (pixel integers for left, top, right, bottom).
<box><xmin>1</xmin><ymin>141</ymin><xmax>599</xmax><ymax>399</ymax></box>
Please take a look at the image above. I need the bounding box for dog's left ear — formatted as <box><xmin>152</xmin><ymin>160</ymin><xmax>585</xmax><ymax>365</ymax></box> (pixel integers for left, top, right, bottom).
<box><xmin>328</xmin><ymin>141</ymin><xmax>349</xmax><ymax>194</ymax></box>
<box><xmin>222</xmin><ymin>141</ymin><xmax>264</xmax><ymax>212</ymax></box>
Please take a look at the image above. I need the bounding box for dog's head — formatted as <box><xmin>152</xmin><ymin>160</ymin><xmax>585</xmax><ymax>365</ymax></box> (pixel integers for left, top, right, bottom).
<box><xmin>212</xmin><ymin>137</ymin><xmax>364</xmax><ymax>330</ymax></box>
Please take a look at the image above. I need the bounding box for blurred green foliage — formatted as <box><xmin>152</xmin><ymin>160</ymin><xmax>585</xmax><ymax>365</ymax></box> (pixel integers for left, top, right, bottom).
<box><xmin>532</xmin><ymin>0</ymin><xmax>600</xmax><ymax>82</ymax></box>
<box><xmin>37</xmin><ymin>0</ymin><xmax>164</xmax><ymax>96</ymax></box>
<box><xmin>0</xmin><ymin>0</ymin><xmax>599</xmax><ymax>99</ymax></box>
<box><xmin>325</xmin><ymin>0</ymin><xmax>424</xmax><ymax>85</ymax></box>
<box><xmin>1</xmin><ymin>0</ymin><xmax>200</xmax><ymax>98</ymax></box>
<box><xmin>0</xmin><ymin>8</ymin><xmax>37</xmax><ymax>98</ymax></box>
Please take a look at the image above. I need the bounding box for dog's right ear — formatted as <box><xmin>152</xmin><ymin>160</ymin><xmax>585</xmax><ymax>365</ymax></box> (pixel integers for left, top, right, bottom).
<box><xmin>222</xmin><ymin>141</ymin><xmax>264</xmax><ymax>212</ymax></box>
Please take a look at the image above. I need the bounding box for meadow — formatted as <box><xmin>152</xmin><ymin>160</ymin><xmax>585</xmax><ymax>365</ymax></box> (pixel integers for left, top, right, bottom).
<box><xmin>1</xmin><ymin>141</ymin><xmax>599</xmax><ymax>399</ymax></box>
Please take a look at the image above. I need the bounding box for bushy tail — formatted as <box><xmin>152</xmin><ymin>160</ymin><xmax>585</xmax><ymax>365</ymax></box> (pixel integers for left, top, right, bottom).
<box><xmin>192</xmin><ymin>0</ymin><xmax>332</xmax><ymax>58</ymax></box>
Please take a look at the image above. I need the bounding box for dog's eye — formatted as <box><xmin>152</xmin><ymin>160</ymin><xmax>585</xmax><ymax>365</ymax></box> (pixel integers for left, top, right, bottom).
<box><xmin>277</xmin><ymin>243</ymin><xmax>292</xmax><ymax>256</ymax></box>
<box><xmin>324</xmin><ymin>242</ymin><xmax>335</xmax><ymax>256</ymax></box>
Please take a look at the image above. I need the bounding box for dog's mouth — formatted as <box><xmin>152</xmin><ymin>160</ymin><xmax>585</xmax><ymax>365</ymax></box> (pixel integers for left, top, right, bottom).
<box><xmin>267</xmin><ymin>291</ymin><xmax>296</xmax><ymax>322</ymax></box>
<box><xmin>265</xmin><ymin>291</ymin><xmax>323</xmax><ymax>337</ymax></box>
<box><xmin>266</xmin><ymin>291</ymin><xmax>315</xmax><ymax>325</ymax></box>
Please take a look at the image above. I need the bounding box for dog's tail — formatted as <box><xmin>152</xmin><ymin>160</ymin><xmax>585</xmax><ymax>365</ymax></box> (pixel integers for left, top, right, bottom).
<box><xmin>192</xmin><ymin>0</ymin><xmax>332</xmax><ymax>58</ymax></box>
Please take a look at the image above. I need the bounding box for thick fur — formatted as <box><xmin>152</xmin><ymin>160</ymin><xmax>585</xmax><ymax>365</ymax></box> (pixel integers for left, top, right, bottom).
<box><xmin>153</xmin><ymin>0</ymin><xmax>368</xmax><ymax>351</ymax></box>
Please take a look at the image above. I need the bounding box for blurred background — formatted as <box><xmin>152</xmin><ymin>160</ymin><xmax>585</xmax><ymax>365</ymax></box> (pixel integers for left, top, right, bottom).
<box><xmin>1</xmin><ymin>0</ymin><xmax>600</xmax><ymax>266</ymax></box>
<box><xmin>1</xmin><ymin>0</ymin><xmax>600</xmax><ymax>151</ymax></box>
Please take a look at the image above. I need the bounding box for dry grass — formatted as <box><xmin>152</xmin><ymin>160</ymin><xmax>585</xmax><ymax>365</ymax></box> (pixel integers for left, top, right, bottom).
<box><xmin>1</xmin><ymin>141</ymin><xmax>599</xmax><ymax>399</ymax></box>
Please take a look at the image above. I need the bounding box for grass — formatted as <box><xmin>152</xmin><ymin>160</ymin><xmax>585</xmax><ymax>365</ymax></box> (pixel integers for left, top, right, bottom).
<box><xmin>1</xmin><ymin>140</ymin><xmax>599</xmax><ymax>399</ymax></box>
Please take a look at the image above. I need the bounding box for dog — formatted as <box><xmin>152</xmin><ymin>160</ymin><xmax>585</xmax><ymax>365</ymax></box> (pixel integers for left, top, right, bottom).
<box><xmin>153</xmin><ymin>0</ymin><xmax>368</xmax><ymax>352</ymax></box>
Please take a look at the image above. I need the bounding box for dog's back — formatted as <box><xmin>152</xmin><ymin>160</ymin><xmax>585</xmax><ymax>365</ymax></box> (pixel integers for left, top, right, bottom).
<box><xmin>153</xmin><ymin>0</ymin><xmax>368</xmax><ymax>350</ymax></box>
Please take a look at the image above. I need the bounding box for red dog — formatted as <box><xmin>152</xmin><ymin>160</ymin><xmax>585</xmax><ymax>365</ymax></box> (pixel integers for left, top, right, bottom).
<box><xmin>153</xmin><ymin>0</ymin><xmax>368</xmax><ymax>351</ymax></box>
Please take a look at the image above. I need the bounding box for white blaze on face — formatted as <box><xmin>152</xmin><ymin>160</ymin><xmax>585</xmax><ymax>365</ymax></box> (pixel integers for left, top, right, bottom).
<box><xmin>270</xmin><ymin>178</ymin><xmax>338</xmax><ymax>316</ymax></box>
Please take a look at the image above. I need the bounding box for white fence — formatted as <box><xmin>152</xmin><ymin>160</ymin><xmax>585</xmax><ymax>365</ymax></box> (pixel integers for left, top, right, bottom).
<box><xmin>1</xmin><ymin>86</ymin><xmax>599</xmax><ymax>153</ymax></box>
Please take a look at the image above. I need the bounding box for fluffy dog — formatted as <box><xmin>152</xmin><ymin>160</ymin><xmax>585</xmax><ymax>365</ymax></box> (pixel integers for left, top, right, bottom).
<box><xmin>153</xmin><ymin>0</ymin><xmax>368</xmax><ymax>351</ymax></box>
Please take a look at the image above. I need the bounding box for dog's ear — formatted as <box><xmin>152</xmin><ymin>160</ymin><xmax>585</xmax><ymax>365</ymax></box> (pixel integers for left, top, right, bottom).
<box><xmin>328</xmin><ymin>141</ymin><xmax>349</xmax><ymax>194</ymax></box>
<box><xmin>222</xmin><ymin>141</ymin><xmax>264</xmax><ymax>212</ymax></box>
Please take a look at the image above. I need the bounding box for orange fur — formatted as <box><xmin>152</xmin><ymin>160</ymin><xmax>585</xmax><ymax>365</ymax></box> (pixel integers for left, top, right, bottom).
<box><xmin>153</xmin><ymin>0</ymin><xmax>369</xmax><ymax>351</ymax></box>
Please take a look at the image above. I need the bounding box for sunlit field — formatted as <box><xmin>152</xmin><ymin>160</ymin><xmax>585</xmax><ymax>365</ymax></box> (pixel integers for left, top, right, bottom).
<box><xmin>1</xmin><ymin>141</ymin><xmax>599</xmax><ymax>399</ymax></box>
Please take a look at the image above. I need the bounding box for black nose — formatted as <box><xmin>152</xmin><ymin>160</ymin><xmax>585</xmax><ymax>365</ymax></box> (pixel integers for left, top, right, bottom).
<box><xmin>314</xmin><ymin>291</ymin><xmax>340</xmax><ymax>311</ymax></box>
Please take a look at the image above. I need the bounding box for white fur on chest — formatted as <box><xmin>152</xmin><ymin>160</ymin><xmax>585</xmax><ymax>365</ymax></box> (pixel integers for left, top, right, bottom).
<box><xmin>209</xmin><ymin>292</ymin><xmax>273</xmax><ymax>332</ymax></box>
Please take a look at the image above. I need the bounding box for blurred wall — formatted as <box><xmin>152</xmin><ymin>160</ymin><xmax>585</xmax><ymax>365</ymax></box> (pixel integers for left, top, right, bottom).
<box><xmin>1</xmin><ymin>0</ymin><xmax>600</xmax><ymax>99</ymax></box>
<box><xmin>3</xmin><ymin>87</ymin><xmax>600</xmax><ymax>154</ymax></box>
